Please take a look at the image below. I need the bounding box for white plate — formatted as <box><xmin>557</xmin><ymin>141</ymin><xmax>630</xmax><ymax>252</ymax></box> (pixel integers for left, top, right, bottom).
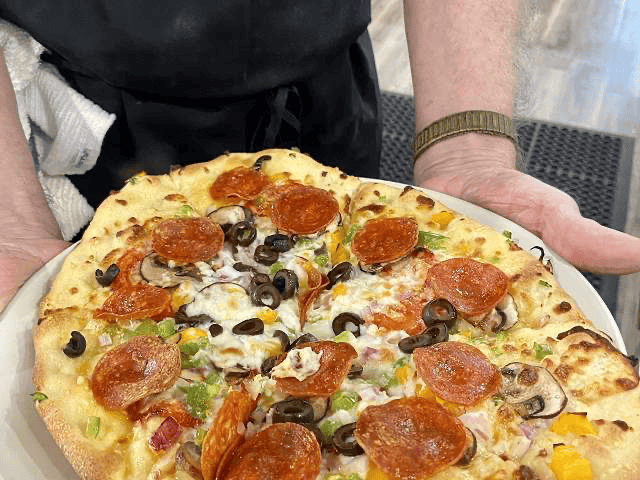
<box><xmin>0</xmin><ymin>188</ymin><xmax>626</xmax><ymax>480</ymax></box>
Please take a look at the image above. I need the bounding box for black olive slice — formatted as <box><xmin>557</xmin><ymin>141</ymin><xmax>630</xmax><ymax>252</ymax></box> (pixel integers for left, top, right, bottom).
<box><xmin>208</xmin><ymin>323</ymin><xmax>223</xmax><ymax>337</ymax></box>
<box><xmin>422</xmin><ymin>298</ymin><xmax>457</xmax><ymax>329</ymax></box>
<box><xmin>455</xmin><ymin>428</ymin><xmax>477</xmax><ymax>466</ymax></box>
<box><xmin>530</xmin><ymin>245</ymin><xmax>545</xmax><ymax>262</ymax></box>
<box><xmin>249</xmin><ymin>272</ymin><xmax>271</xmax><ymax>291</ymax></box>
<box><xmin>272</xmin><ymin>269</ymin><xmax>299</xmax><ymax>300</ymax></box>
<box><xmin>95</xmin><ymin>263</ymin><xmax>120</xmax><ymax>287</ymax></box>
<box><xmin>254</xmin><ymin>245</ymin><xmax>279</xmax><ymax>266</ymax></box>
<box><xmin>63</xmin><ymin>331</ymin><xmax>86</xmax><ymax>358</ymax></box>
<box><xmin>253</xmin><ymin>154</ymin><xmax>271</xmax><ymax>170</ymax></box>
<box><xmin>233</xmin><ymin>262</ymin><xmax>255</xmax><ymax>273</ymax></box>
<box><xmin>288</xmin><ymin>333</ymin><xmax>319</xmax><ymax>351</ymax></box>
<box><xmin>232</xmin><ymin>318</ymin><xmax>264</xmax><ymax>336</ymax></box>
<box><xmin>327</xmin><ymin>262</ymin><xmax>354</xmax><ymax>288</ymax></box>
<box><xmin>271</xmin><ymin>399</ymin><xmax>315</xmax><ymax>424</ymax></box>
<box><xmin>273</xmin><ymin>329</ymin><xmax>290</xmax><ymax>351</ymax></box>
<box><xmin>331</xmin><ymin>423</ymin><xmax>364</xmax><ymax>456</ymax></box>
<box><xmin>226</xmin><ymin>221</ymin><xmax>257</xmax><ymax>247</ymax></box>
<box><xmin>397</xmin><ymin>324</ymin><xmax>449</xmax><ymax>354</ymax></box>
<box><xmin>251</xmin><ymin>283</ymin><xmax>282</xmax><ymax>309</ymax></box>
<box><xmin>332</xmin><ymin>312</ymin><xmax>364</xmax><ymax>337</ymax></box>
<box><xmin>261</xmin><ymin>355</ymin><xmax>278</xmax><ymax>376</ymax></box>
<box><xmin>359</xmin><ymin>262</ymin><xmax>383</xmax><ymax>274</ymax></box>
<box><xmin>347</xmin><ymin>360</ymin><xmax>363</xmax><ymax>379</ymax></box>
<box><xmin>264</xmin><ymin>234</ymin><xmax>294</xmax><ymax>253</ymax></box>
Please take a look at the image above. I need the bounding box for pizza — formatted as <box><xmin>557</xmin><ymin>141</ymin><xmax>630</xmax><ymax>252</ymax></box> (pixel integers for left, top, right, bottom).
<box><xmin>32</xmin><ymin>149</ymin><xmax>640</xmax><ymax>480</ymax></box>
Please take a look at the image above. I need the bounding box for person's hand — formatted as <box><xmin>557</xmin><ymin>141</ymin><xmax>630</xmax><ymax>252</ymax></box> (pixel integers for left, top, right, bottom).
<box><xmin>0</xmin><ymin>237</ymin><xmax>70</xmax><ymax>312</ymax></box>
<box><xmin>414</xmin><ymin>135</ymin><xmax>640</xmax><ymax>275</ymax></box>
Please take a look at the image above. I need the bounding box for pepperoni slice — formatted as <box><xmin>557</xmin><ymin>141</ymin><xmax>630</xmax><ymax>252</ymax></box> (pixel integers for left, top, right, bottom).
<box><xmin>110</xmin><ymin>249</ymin><xmax>145</xmax><ymax>290</ymax></box>
<box><xmin>351</xmin><ymin>217</ymin><xmax>418</xmax><ymax>265</ymax></box>
<box><xmin>94</xmin><ymin>283</ymin><xmax>173</xmax><ymax>323</ymax></box>
<box><xmin>271</xmin><ymin>185</ymin><xmax>339</xmax><ymax>235</ymax></box>
<box><xmin>355</xmin><ymin>397</ymin><xmax>467</xmax><ymax>480</ymax></box>
<box><xmin>126</xmin><ymin>400</ymin><xmax>202</xmax><ymax>428</ymax></box>
<box><xmin>209</xmin><ymin>166</ymin><xmax>270</xmax><ymax>200</ymax></box>
<box><xmin>218</xmin><ymin>423</ymin><xmax>321</xmax><ymax>480</ymax></box>
<box><xmin>275</xmin><ymin>341</ymin><xmax>357</xmax><ymax>397</ymax></box>
<box><xmin>369</xmin><ymin>294</ymin><xmax>427</xmax><ymax>335</ymax></box>
<box><xmin>428</xmin><ymin>257</ymin><xmax>509</xmax><ymax>317</ymax></box>
<box><xmin>414</xmin><ymin>341</ymin><xmax>501</xmax><ymax>406</ymax></box>
<box><xmin>298</xmin><ymin>263</ymin><xmax>330</xmax><ymax>328</ymax></box>
<box><xmin>90</xmin><ymin>335</ymin><xmax>181</xmax><ymax>410</ymax></box>
<box><xmin>201</xmin><ymin>390</ymin><xmax>254</xmax><ymax>480</ymax></box>
<box><xmin>152</xmin><ymin>217</ymin><xmax>224</xmax><ymax>264</ymax></box>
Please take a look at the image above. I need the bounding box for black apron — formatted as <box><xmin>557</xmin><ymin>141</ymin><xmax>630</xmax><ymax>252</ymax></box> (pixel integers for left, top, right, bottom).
<box><xmin>1</xmin><ymin>1</ymin><xmax>381</xmax><ymax>207</ymax></box>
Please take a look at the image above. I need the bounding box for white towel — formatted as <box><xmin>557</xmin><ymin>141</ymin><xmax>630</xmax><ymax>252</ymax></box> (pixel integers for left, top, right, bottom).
<box><xmin>1</xmin><ymin>19</ymin><xmax>116</xmax><ymax>240</ymax></box>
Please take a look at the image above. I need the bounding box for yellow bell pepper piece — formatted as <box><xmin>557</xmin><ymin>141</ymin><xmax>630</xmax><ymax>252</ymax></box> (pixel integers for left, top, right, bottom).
<box><xmin>550</xmin><ymin>445</ymin><xmax>593</xmax><ymax>480</ymax></box>
<box><xmin>178</xmin><ymin>327</ymin><xmax>208</xmax><ymax>345</ymax></box>
<box><xmin>366</xmin><ymin>463</ymin><xmax>393</xmax><ymax>480</ymax></box>
<box><xmin>329</xmin><ymin>227</ymin><xmax>350</xmax><ymax>264</ymax></box>
<box><xmin>332</xmin><ymin>283</ymin><xmax>348</xmax><ymax>299</ymax></box>
<box><xmin>432</xmin><ymin>211</ymin><xmax>455</xmax><ymax>229</ymax></box>
<box><xmin>550</xmin><ymin>413</ymin><xmax>596</xmax><ymax>436</ymax></box>
<box><xmin>257</xmin><ymin>308</ymin><xmax>278</xmax><ymax>325</ymax></box>
<box><xmin>394</xmin><ymin>364</ymin><xmax>411</xmax><ymax>384</ymax></box>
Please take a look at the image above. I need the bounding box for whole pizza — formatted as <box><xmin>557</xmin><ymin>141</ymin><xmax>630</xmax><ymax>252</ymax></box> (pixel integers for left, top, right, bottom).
<box><xmin>32</xmin><ymin>149</ymin><xmax>640</xmax><ymax>480</ymax></box>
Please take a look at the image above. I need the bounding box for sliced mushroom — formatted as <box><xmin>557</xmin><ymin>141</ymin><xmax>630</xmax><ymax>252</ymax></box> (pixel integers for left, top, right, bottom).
<box><xmin>477</xmin><ymin>294</ymin><xmax>519</xmax><ymax>333</ymax></box>
<box><xmin>140</xmin><ymin>254</ymin><xmax>202</xmax><ymax>288</ymax></box>
<box><xmin>207</xmin><ymin>205</ymin><xmax>254</xmax><ymax>231</ymax></box>
<box><xmin>499</xmin><ymin>363</ymin><xmax>567</xmax><ymax>419</ymax></box>
<box><xmin>306</xmin><ymin>396</ymin><xmax>330</xmax><ymax>422</ymax></box>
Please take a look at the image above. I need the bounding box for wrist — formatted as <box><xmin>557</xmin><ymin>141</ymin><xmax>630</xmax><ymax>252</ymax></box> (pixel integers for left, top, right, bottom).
<box><xmin>413</xmin><ymin>133</ymin><xmax>517</xmax><ymax>186</ymax></box>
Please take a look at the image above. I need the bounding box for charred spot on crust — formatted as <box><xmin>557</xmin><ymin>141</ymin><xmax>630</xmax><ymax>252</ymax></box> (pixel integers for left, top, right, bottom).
<box><xmin>357</xmin><ymin>204</ymin><xmax>386</xmax><ymax>214</ymax></box>
<box><xmin>554</xmin><ymin>301</ymin><xmax>572</xmax><ymax>314</ymax></box>
<box><xmin>416</xmin><ymin>195</ymin><xmax>435</xmax><ymax>208</ymax></box>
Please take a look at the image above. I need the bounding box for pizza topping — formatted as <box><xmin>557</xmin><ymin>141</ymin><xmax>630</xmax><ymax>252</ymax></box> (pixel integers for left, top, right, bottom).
<box><xmin>398</xmin><ymin>324</ymin><xmax>449</xmax><ymax>354</ymax></box>
<box><xmin>351</xmin><ymin>217</ymin><xmax>419</xmax><ymax>266</ymax></box>
<box><xmin>272</xmin><ymin>346</ymin><xmax>323</xmax><ymax>381</ymax></box>
<box><xmin>355</xmin><ymin>397</ymin><xmax>467</xmax><ymax>479</ymax></box>
<box><xmin>272</xmin><ymin>269</ymin><xmax>299</xmax><ymax>300</ymax></box>
<box><xmin>422</xmin><ymin>298</ymin><xmax>458</xmax><ymax>329</ymax></box>
<box><xmin>272</xmin><ymin>184</ymin><xmax>340</xmax><ymax>235</ymax></box>
<box><xmin>264</xmin><ymin>233</ymin><xmax>295</xmax><ymax>252</ymax></box>
<box><xmin>225</xmin><ymin>221</ymin><xmax>257</xmax><ymax>247</ymax></box>
<box><xmin>95</xmin><ymin>283</ymin><xmax>173</xmax><ymax>323</ymax></box>
<box><xmin>200</xmin><ymin>389</ymin><xmax>254</xmax><ymax>480</ymax></box>
<box><xmin>250</xmin><ymin>283</ymin><xmax>282</xmax><ymax>309</ymax></box>
<box><xmin>271</xmin><ymin>398</ymin><xmax>315</xmax><ymax>424</ymax></box>
<box><xmin>217</xmin><ymin>422</ymin><xmax>322</xmax><ymax>480</ymax></box>
<box><xmin>275</xmin><ymin>341</ymin><xmax>357</xmax><ymax>397</ymax></box>
<box><xmin>175</xmin><ymin>441</ymin><xmax>202</xmax><ymax>477</ymax></box>
<box><xmin>95</xmin><ymin>263</ymin><xmax>120</xmax><ymax>287</ymax></box>
<box><xmin>327</xmin><ymin>261</ymin><xmax>355</xmax><ymax>288</ymax></box>
<box><xmin>454</xmin><ymin>427</ymin><xmax>478</xmax><ymax>466</ymax></box>
<box><xmin>298</xmin><ymin>264</ymin><xmax>330</xmax><ymax>328</ymax></box>
<box><xmin>414</xmin><ymin>341</ymin><xmax>501</xmax><ymax>406</ymax></box>
<box><xmin>499</xmin><ymin>363</ymin><xmax>567</xmax><ymax>419</ymax></box>
<box><xmin>62</xmin><ymin>331</ymin><xmax>86</xmax><ymax>358</ymax></box>
<box><xmin>253</xmin><ymin>244</ymin><xmax>280</xmax><ymax>266</ymax></box>
<box><xmin>288</xmin><ymin>333</ymin><xmax>319</xmax><ymax>351</ymax></box>
<box><xmin>149</xmin><ymin>416</ymin><xmax>182</xmax><ymax>451</ymax></box>
<box><xmin>232</xmin><ymin>317</ymin><xmax>265</xmax><ymax>336</ymax></box>
<box><xmin>273</xmin><ymin>329</ymin><xmax>291</xmax><ymax>351</ymax></box>
<box><xmin>209</xmin><ymin>166</ymin><xmax>269</xmax><ymax>200</ymax></box>
<box><xmin>428</xmin><ymin>257</ymin><xmax>509</xmax><ymax>317</ymax></box>
<box><xmin>331</xmin><ymin>422</ymin><xmax>364</xmax><ymax>456</ymax></box>
<box><xmin>549</xmin><ymin>445</ymin><xmax>593</xmax><ymax>480</ymax></box>
<box><xmin>207</xmin><ymin>205</ymin><xmax>254</xmax><ymax>232</ymax></box>
<box><xmin>139</xmin><ymin>254</ymin><xmax>202</xmax><ymax>288</ymax></box>
<box><xmin>90</xmin><ymin>335</ymin><xmax>181</xmax><ymax>410</ymax></box>
<box><xmin>152</xmin><ymin>217</ymin><xmax>224</xmax><ymax>264</ymax></box>
<box><xmin>332</xmin><ymin>312</ymin><xmax>364</xmax><ymax>336</ymax></box>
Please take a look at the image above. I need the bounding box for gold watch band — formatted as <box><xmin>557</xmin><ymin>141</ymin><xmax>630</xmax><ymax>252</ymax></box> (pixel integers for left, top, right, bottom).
<box><xmin>413</xmin><ymin>110</ymin><xmax>517</xmax><ymax>165</ymax></box>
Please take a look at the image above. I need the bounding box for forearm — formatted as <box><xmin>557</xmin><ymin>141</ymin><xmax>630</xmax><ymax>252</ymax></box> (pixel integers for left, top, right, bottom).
<box><xmin>0</xmin><ymin>49</ymin><xmax>62</xmax><ymax>241</ymax></box>
<box><xmin>404</xmin><ymin>0</ymin><xmax>519</xmax><ymax>179</ymax></box>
